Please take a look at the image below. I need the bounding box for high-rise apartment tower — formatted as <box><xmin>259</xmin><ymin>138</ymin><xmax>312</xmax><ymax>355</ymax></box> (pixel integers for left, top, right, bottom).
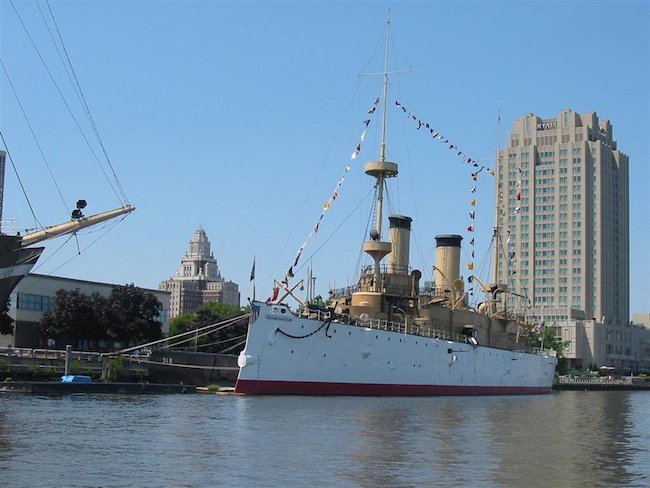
<box><xmin>495</xmin><ymin>110</ymin><xmax>629</xmax><ymax>328</ymax></box>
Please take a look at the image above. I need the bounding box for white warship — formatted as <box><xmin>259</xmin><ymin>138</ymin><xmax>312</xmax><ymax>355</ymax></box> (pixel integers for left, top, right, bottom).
<box><xmin>235</xmin><ymin>18</ymin><xmax>557</xmax><ymax>396</ymax></box>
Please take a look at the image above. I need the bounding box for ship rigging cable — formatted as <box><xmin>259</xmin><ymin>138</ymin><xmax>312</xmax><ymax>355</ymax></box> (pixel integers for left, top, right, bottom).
<box><xmin>0</xmin><ymin>130</ymin><xmax>41</xmax><ymax>228</ymax></box>
<box><xmin>108</xmin><ymin>314</ymin><xmax>250</xmax><ymax>357</ymax></box>
<box><xmin>267</xmin><ymin>79</ymin><xmax>372</xmax><ymax>292</ymax></box>
<box><xmin>292</xmin><ymin>185</ymin><xmax>375</xmax><ymax>280</ymax></box>
<box><xmin>42</xmin><ymin>0</ymin><xmax>130</xmax><ymax>205</ymax></box>
<box><xmin>278</xmin><ymin>98</ymin><xmax>381</xmax><ymax>291</ymax></box>
<box><xmin>0</xmin><ymin>60</ymin><xmax>68</xmax><ymax>222</ymax></box>
<box><xmin>32</xmin><ymin>213</ymin><xmax>130</xmax><ymax>275</ymax></box>
<box><xmin>8</xmin><ymin>0</ymin><xmax>129</xmax><ymax>207</ymax></box>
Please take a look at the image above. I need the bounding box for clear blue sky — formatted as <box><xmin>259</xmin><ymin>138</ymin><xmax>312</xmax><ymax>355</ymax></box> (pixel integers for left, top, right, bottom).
<box><xmin>1</xmin><ymin>0</ymin><xmax>648</xmax><ymax>315</ymax></box>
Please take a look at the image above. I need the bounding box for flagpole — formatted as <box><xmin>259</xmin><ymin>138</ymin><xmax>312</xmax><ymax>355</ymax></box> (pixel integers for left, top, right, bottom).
<box><xmin>250</xmin><ymin>256</ymin><xmax>256</xmax><ymax>301</ymax></box>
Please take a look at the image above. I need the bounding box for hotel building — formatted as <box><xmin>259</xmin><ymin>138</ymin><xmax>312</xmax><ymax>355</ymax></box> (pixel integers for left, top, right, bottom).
<box><xmin>495</xmin><ymin>110</ymin><xmax>648</xmax><ymax>371</ymax></box>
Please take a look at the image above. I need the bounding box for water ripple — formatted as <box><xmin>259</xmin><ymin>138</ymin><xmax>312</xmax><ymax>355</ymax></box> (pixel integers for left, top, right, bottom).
<box><xmin>1</xmin><ymin>391</ymin><xmax>649</xmax><ymax>487</ymax></box>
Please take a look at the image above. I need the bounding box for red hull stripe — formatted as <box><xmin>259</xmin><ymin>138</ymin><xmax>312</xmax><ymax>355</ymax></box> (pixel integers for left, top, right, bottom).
<box><xmin>235</xmin><ymin>379</ymin><xmax>553</xmax><ymax>396</ymax></box>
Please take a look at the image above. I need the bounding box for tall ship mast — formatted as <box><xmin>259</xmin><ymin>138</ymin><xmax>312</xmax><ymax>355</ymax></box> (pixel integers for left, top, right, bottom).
<box><xmin>0</xmin><ymin>3</ymin><xmax>136</xmax><ymax>316</ymax></box>
<box><xmin>0</xmin><ymin>204</ymin><xmax>135</xmax><ymax>312</ymax></box>
<box><xmin>234</xmin><ymin>17</ymin><xmax>556</xmax><ymax>396</ymax></box>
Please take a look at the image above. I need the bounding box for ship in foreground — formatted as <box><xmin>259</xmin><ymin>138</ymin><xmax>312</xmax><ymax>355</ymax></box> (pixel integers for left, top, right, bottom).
<box><xmin>235</xmin><ymin>20</ymin><xmax>557</xmax><ymax>396</ymax></box>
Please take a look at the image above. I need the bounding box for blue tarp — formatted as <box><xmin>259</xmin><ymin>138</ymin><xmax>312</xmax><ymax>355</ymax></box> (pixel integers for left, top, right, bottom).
<box><xmin>60</xmin><ymin>375</ymin><xmax>92</xmax><ymax>383</ymax></box>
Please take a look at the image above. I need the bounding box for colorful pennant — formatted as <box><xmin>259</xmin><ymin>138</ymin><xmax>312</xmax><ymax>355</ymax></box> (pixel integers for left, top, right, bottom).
<box><xmin>395</xmin><ymin>100</ymin><xmax>497</xmax><ymax>288</ymax></box>
<box><xmin>275</xmin><ymin>97</ymin><xmax>381</xmax><ymax>298</ymax></box>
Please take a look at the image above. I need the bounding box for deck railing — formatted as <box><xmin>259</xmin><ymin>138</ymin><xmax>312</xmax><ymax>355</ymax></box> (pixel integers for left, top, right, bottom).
<box><xmin>533</xmin><ymin>347</ymin><xmax>557</xmax><ymax>357</ymax></box>
<box><xmin>303</xmin><ymin>309</ymin><xmax>462</xmax><ymax>343</ymax></box>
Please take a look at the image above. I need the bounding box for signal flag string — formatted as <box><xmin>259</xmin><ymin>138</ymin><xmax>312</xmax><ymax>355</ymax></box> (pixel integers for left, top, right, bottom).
<box><xmin>394</xmin><ymin>100</ymin><xmax>498</xmax><ymax>297</ymax></box>
<box><xmin>271</xmin><ymin>97</ymin><xmax>382</xmax><ymax>300</ymax></box>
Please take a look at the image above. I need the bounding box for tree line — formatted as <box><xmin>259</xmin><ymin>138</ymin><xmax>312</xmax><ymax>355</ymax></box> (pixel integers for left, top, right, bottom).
<box><xmin>40</xmin><ymin>284</ymin><xmax>163</xmax><ymax>350</ymax></box>
<box><xmin>167</xmin><ymin>301</ymin><xmax>249</xmax><ymax>354</ymax></box>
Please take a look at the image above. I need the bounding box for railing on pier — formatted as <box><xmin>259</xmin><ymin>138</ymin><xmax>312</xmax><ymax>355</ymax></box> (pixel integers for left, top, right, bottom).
<box><xmin>0</xmin><ymin>346</ymin><xmax>103</xmax><ymax>361</ymax></box>
<box><xmin>558</xmin><ymin>376</ymin><xmax>650</xmax><ymax>386</ymax></box>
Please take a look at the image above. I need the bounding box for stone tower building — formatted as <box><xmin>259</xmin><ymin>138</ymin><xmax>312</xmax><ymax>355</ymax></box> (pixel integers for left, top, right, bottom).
<box><xmin>159</xmin><ymin>228</ymin><xmax>239</xmax><ymax>318</ymax></box>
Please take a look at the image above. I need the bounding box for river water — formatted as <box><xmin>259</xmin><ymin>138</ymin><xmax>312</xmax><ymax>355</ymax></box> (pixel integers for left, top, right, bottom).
<box><xmin>1</xmin><ymin>391</ymin><xmax>648</xmax><ymax>487</ymax></box>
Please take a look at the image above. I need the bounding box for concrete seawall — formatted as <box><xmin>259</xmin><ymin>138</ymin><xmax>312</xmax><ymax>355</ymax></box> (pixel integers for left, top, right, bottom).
<box><xmin>554</xmin><ymin>378</ymin><xmax>650</xmax><ymax>391</ymax></box>
<box><xmin>0</xmin><ymin>381</ymin><xmax>195</xmax><ymax>394</ymax></box>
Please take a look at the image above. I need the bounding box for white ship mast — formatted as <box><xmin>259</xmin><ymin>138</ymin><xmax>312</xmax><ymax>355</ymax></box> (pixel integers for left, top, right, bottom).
<box><xmin>20</xmin><ymin>204</ymin><xmax>135</xmax><ymax>248</ymax></box>
<box><xmin>362</xmin><ymin>13</ymin><xmax>399</xmax><ymax>292</ymax></box>
<box><xmin>491</xmin><ymin>111</ymin><xmax>501</xmax><ymax>284</ymax></box>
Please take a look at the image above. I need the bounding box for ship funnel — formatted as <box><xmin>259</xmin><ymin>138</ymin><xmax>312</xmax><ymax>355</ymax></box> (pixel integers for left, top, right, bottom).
<box><xmin>388</xmin><ymin>215</ymin><xmax>412</xmax><ymax>274</ymax></box>
<box><xmin>434</xmin><ymin>234</ymin><xmax>463</xmax><ymax>292</ymax></box>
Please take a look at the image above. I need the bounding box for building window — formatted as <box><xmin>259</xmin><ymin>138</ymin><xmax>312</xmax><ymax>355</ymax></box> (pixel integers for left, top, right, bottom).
<box><xmin>16</xmin><ymin>293</ymin><xmax>53</xmax><ymax>312</ymax></box>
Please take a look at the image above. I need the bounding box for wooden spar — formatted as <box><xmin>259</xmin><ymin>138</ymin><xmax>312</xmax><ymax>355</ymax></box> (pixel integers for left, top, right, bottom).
<box><xmin>19</xmin><ymin>204</ymin><xmax>135</xmax><ymax>248</ymax></box>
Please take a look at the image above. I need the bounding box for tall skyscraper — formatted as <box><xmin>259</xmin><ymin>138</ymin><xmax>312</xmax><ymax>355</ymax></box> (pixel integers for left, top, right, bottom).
<box><xmin>495</xmin><ymin>110</ymin><xmax>629</xmax><ymax>330</ymax></box>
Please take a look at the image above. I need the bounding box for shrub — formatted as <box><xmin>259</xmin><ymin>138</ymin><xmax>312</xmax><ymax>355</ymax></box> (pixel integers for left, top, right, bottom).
<box><xmin>0</xmin><ymin>358</ymin><xmax>11</xmax><ymax>373</ymax></box>
<box><xmin>28</xmin><ymin>362</ymin><xmax>40</xmax><ymax>378</ymax></box>
<box><xmin>103</xmin><ymin>356</ymin><xmax>128</xmax><ymax>381</ymax></box>
<box><xmin>70</xmin><ymin>360</ymin><xmax>83</xmax><ymax>375</ymax></box>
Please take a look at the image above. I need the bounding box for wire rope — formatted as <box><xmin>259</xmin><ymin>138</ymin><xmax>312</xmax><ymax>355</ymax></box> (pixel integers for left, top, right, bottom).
<box><xmin>43</xmin><ymin>0</ymin><xmax>130</xmax><ymax>204</ymax></box>
<box><xmin>9</xmin><ymin>0</ymin><xmax>125</xmax><ymax>205</ymax></box>
<box><xmin>0</xmin><ymin>130</ymin><xmax>42</xmax><ymax>229</ymax></box>
<box><xmin>0</xmin><ymin>59</ymin><xmax>69</xmax><ymax>217</ymax></box>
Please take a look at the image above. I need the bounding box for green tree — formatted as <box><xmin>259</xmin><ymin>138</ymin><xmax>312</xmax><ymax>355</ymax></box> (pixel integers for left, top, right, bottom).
<box><xmin>39</xmin><ymin>285</ymin><xmax>163</xmax><ymax>349</ymax></box>
<box><xmin>529</xmin><ymin>323</ymin><xmax>570</xmax><ymax>357</ymax></box>
<box><xmin>168</xmin><ymin>312</ymin><xmax>198</xmax><ymax>347</ymax></box>
<box><xmin>105</xmin><ymin>284</ymin><xmax>163</xmax><ymax>344</ymax></box>
<box><xmin>0</xmin><ymin>301</ymin><xmax>14</xmax><ymax>335</ymax></box>
<box><xmin>194</xmin><ymin>302</ymin><xmax>241</xmax><ymax>327</ymax></box>
<box><xmin>168</xmin><ymin>312</ymin><xmax>195</xmax><ymax>337</ymax></box>
<box><xmin>40</xmin><ymin>289</ymin><xmax>106</xmax><ymax>348</ymax></box>
<box><xmin>171</xmin><ymin>302</ymin><xmax>248</xmax><ymax>353</ymax></box>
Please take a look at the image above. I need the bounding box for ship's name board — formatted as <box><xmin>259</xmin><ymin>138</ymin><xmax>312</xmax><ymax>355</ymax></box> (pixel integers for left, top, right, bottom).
<box><xmin>537</xmin><ymin>120</ymin><xmax>557</xmax><ymax>130</ymax></box>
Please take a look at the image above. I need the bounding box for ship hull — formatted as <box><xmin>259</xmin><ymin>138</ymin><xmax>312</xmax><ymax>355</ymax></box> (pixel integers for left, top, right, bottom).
<box><xmin>235</xmin><ymin>302</ymin><xmax>557</xmax><ymax>396</ymax></box>
<box><xmin>0</xmin><ymin>235</ymin><xmax>44</xmax><ymax>312</ymax></box>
